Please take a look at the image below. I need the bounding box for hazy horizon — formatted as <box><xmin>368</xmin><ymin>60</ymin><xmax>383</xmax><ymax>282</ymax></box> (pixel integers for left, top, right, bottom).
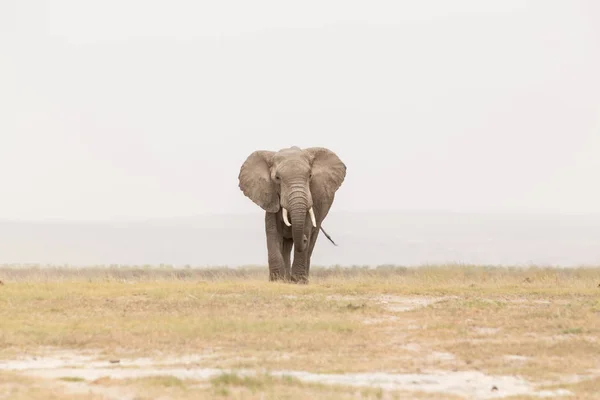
<box><xmin>2</xmin><ymin>210</ymin><xmax>600</xmax><ymax>267</ymax></box>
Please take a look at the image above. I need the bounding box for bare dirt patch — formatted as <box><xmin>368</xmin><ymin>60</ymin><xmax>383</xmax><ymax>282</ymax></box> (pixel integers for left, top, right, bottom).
<box><xmin>326</xmin><ymin>294</ymin><xmax>455</xmax><ymax>313</ymax></box>
<box><xmin>0</xmin><ymin>350</ymin><xmax>576</xmax><ymax>399</ymax></box>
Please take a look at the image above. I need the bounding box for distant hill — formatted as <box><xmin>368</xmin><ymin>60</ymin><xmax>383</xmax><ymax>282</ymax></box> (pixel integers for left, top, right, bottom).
<box><xmin>1</xmin><ymin>211</ymin><xmax>600</xmax><ymax>267</ymax></box>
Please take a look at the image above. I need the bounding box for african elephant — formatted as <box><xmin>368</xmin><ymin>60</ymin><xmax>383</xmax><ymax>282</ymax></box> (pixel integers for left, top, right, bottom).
<box><xmin>238</xmin><ymin>146</ymin><xmax>346</xmax><ymax>283</ymax></box>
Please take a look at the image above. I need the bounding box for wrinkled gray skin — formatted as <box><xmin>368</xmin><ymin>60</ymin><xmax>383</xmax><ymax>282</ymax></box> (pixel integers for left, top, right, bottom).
<box><xmin>238</xmin><ymin>146</ymin><xmax>346</xmax><ymax>283</ymax></box>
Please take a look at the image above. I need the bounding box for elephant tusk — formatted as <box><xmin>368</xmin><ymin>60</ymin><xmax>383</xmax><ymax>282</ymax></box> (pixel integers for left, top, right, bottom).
<box><xmin>282</xmin><ymin>208</ymin><xmax>291</xmax><ymax>226</ymax></box>
<box><xmin>309</xmin><ymin>207</ymin><xmax>317</xmax><ymax>228</ymax></box>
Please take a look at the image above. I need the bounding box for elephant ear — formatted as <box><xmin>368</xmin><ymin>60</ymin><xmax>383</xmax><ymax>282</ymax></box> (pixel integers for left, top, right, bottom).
<box><xmin>306</xmin><ymin>147</ymin><xmax>346</xmax><ymax>204</ymax></box>
<box><xmin>238</xmin><ymin>150</ymin><xmax>280</xmax><ymax>213</ymax></box>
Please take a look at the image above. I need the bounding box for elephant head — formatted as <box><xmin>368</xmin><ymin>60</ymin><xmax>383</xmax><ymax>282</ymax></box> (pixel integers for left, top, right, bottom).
<box><xmin>238</xmin><ymin>146</ymin><xmax>346</xmax><ymax>252</ymax></box>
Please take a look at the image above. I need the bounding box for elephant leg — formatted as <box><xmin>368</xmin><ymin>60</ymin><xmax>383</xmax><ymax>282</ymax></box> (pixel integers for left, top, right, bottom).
<box><xmin>282</xmin><ymin>238</ymin><xmax>293</xmax><ymax>280</ymax></box>
<box><xmin>265</xmin><ymin>212</ymin><xmax>285</xmax><ymax>281</ymax></box>
<box><xmin>303</xmin><ymin>204</ymin><xmax>328</xmax><ymax>278</ymax></box>
<box><xmin>291</xmin><ymin>246</ymin><xmax>309</xmax><ymax>284</ymax></box>
<box><xmin>305</xmin><ymin>226</ymin><xmax>320</xmax><ymax>276</ymax></box>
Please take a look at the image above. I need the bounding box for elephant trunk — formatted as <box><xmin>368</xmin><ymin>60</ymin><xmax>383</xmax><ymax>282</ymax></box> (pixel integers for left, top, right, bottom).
<box><xmin>289</xmin><ymin>200</ymin><xmax>308</xmax><ymax>253</ymax></box>
<box><xmin>291</xmin><ymin>208</ymin><xmax>307</xmax><ymax>252</ymax></box>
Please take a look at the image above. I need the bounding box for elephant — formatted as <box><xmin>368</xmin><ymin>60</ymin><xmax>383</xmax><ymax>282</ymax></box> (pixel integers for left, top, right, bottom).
<box><xmin>238</xmin><ymin>146</ymin><xmax>346</xmax><ymax>283</ymax></box>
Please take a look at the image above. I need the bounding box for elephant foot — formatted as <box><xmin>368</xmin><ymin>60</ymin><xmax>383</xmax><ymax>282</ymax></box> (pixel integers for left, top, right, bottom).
<box><xmin>269</xmin><ymin>270</ymin><xmax>286</xmax><ymax>282</ymax></box>
<box><xmin>290</xmin><ymin>274</ymin><xmax>308</xmax><ymax>284</ymax></box>
<box><xmin>269</xmin><ymin>274</ymin><xmax>286</xmax><ymax>282</ymax></box>
<box><xmin>269</xmin><ymin>266</ymin><xmax>293</xmax><ymax>282</ymax></box>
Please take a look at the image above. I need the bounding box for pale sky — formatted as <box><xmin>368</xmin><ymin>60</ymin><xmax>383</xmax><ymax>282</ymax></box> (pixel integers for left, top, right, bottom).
<box><xmin>1</xmin><ymin>0</ymin><xmax>599</xmax><ymax>221</ymax></box>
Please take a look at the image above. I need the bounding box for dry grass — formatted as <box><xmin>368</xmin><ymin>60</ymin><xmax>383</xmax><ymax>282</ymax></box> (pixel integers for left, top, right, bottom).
<box><xmin>87</xmin><ymin>373</ymin><xmax>453</xmax><ymax>400</ymax></box>
<box><xmin>0</xmin><ymin>264</ymin><xmax>599</xmax><ymax>399</ymax></box>
<box><xmin>2</xmin><ymin>262</ymin><xmax>598</xmax><ymax>286</ymax></box>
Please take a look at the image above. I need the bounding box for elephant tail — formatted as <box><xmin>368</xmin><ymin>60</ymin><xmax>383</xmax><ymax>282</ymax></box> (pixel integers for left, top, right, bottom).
<box><xmin>320</xmin><ymin>226</ymin><xmax>338</xmax><ymax>246</ymax></box>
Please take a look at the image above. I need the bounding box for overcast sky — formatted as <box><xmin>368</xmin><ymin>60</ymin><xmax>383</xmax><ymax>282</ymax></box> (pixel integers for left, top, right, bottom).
<box><xmin>1</xmin><ymin>0</ymin><xmax>599</xmax><ymax>222</ymax></box>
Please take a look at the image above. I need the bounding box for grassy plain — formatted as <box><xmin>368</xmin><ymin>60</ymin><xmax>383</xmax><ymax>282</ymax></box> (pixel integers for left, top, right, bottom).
<box><xmin>0</xmin><ymin>264</ymin><xmax>599</xmax><ymax>399</ymax></box>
